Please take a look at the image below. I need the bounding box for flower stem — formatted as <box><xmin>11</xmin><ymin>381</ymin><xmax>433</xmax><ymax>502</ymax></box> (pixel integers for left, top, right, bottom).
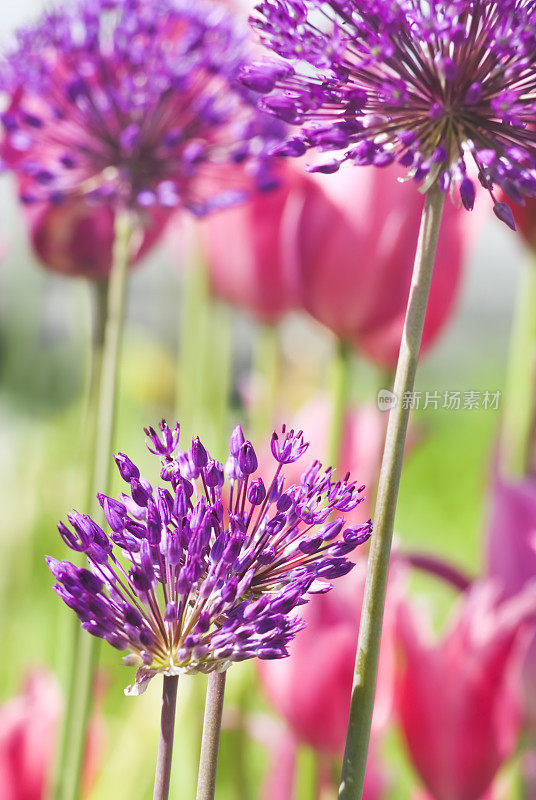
<box><xmin>251</xmin><ymin>323</ymin><xmax>280</xmax><ymax>439</ymax></box>
<box><xmin>338</xmin><ymin>185</ymin><xmax>445</xmax><ymax>800</ymax></box>
<box><xmin>153</xmin><ymin>675</ymin><xmax>180</xmax><ymax>800</ymax></box>
<box><xmin>50</xmin><ymin>280</ymin><xmax>107</xmax><ymax>800</ymax></box>
<box><xmin>502</xmin><ymin>253</ymin><xmax>536</xmax><ymax>479</ymax></box>
<box><xmin>196</xmin><ymin>671</ymin><xmax>227</xmax><ymax>800</ymax></box>
<box><xmin>400</xmin><ymin>550</ymin><xmax>472</xmax><ymax>592</ymax></box>
<box><xmin>54</xmin><ymin>210</ymin><xmax>133</xmax><ymax>800</ymax></box>
<box><xmin>328</xmin><ymin>340</ymin><xmax>352</xmax><ymax>469</ymax></box>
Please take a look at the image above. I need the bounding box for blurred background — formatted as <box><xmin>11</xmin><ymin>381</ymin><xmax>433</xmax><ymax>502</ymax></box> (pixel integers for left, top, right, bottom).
<box><xmin>1</xmin><ymin>2</ymin><xmax>534</xmax><ymax>800</ymax></box>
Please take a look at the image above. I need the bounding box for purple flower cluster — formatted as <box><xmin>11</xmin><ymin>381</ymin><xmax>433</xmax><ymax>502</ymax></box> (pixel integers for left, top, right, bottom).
<box><xmin>245</xmin><ymin>0</ymin><xmax>536</xmax><ymax>228</ymax></box>
<box><xmin>48</xmin><ymin>420</ymin><xmax>371</xmax><ymax>695</ymax></box>
<box><xmin>0</xmin><ymin>0</ymin><xmax>284</xmax><ymax>215</ymax></box>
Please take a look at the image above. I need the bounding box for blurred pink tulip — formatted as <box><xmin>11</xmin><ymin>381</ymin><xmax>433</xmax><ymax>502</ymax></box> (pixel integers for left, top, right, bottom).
<box><xmin>254</xmin><ymin>396</ymin><xmax>387</xmax><ymax>523</ymax></box>
<box><xmin>0</xmin><ymin>669</ymin><xmax>61</xmax><ymax>800</ymax></box>
<box><xmin>485</xmin><ymin>473</ymin><xmax>536</xmax><ymax>731</ymax></box>
<box><xmin>291</xmin><ymin>162</ymin><xmax>475</xmax><ymax>368</ymax></box>
<box><xmin>486</xmin><ymin>474</ymin><xmax>536</xmax><ymax>600</ymax></box>
<box><xmin>199</xmin><ymin>167</ymin><xmax>305</xmax><ymax>322</ymax></box>
<box><xmin>257</xmin><ymin>561</ymin><xmax>402</xmax><ymax>755</ymax></box>
<box><xmin>25</xmin><ymin>198</ymin><xmax>171</xmax><ymax>280</ymax></box>
<box><xmin>0</xmin><ymin>668</ymin><xmax>104</xmax><ymax>800</ymax></box>
<box><xmin>260</xmin><ymin>724</ymin><xmax>389</xmax><ymax>800</ymax></box>
<box><xmin>396</xmin><ymin>581</ymin><xmax>535</xmax><ymax>800</ymax></box>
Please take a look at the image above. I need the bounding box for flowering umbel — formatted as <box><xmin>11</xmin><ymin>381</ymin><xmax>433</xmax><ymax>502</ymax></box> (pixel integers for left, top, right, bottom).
<box><xmin>244</xmin><ymin>0</ymin><xmax>536</xmax><ymax>228</ymax></box>
<box><xmin>48</xmin><ymin>421</ymin><xmax>371</xmax><ymax>695</ymax></box>
<box><xmin>0</xmin><ymin>0</ymin><xmax>283</xmax><ymax>215</ymax></box>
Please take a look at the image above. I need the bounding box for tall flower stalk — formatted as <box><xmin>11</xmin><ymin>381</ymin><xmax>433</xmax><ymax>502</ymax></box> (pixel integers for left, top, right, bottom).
<box><xmin>340</xmin><ymin>185</ymin><xmax>445</xmax><ymax>796</ymax></box>
<box><xmin>242</xmin><ymin>2</ymin><xmax>536</xmax><ymax>795</ymax></box>
<box><xmin>196</xmin><ymin>672</ymin><xmax>227</xmax><ymax>800</ymax></box>
<box><xmin>153</xmin><ymin>675</ymin><xmax>180</xmax><ymax>800</ymax></box>
<box><xmin>55</xmin><ymin>211</ymin><xmax>133</xmax><ymax>800</ymax></box>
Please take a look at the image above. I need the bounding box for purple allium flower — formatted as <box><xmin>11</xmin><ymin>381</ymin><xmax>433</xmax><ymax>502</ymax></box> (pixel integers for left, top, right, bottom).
<box><xmin>48</xmin><ymin>420</ymin><xmax>371</xmax><ymax>695</ymax></box>
<box><xmin>245</xmin><ymin>0</ymin><xmax>536</xmax><ymax>228</ymax></box>
<box><xmin>0</xmin><ymin>0</ymin><xmax>284</xmax><ymax>215</ymax></box>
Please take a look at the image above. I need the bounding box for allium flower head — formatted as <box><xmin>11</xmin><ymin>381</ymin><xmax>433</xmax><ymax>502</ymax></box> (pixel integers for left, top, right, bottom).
<box><xmin>48</xmin><ymin>420</ymin><xmax>371</xmax><ymax>695</ymax></box>
<box><xmin>245</xmin><ymin>0</ymin><xmax>536</xmax><ymax>228</ymax></box>
<box><xmin>0</xmin><ymin>0</ymin><xmax>284</xmax><ymax>215</ymax></box>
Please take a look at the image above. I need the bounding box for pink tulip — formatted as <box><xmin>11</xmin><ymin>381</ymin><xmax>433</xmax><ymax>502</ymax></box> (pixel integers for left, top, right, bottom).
<box><xmin>396</xmin><ymin>581</ymin><xmax>535</xmax><ymax>800</ymax></box>
<box><xmin>25</xmin><ymin>198</ymin><xmax>171</xmax><ymax>280</ymax></box>
<box><xmin>0</xmin><ymin>668</ymin><xmax>104</xmax><ymax>800</ymax></box>
<box><xmin>0</xmin><ymin>669</ymin><xmax>61</xmax><ymax>800</ymax></box>
<box><xmin>485</xmin><ymin>473</ymin><xmax>536</xmax><ymax>731</ymax></box>
<box><xmin>257</xmin><ymin>561</ymin><xmax>402</xmax><ymax>755</ymax></box>
<box><xmin>259</xmin><ymin>724</ymin><xmax>389</xmax><ymax>800</ymax></box>
<box><xmin>199</xmin><ymin>167</ymin><xmax>304</xmax><ymax>322</ymax></box>
<box><xmin>253</xmin><ymin>396</ymin><xmax>387</xmax><ymax>523</ymax></box>
<box><xmin>486</xmin><ymin>473</ymin><xmax>536</xmax><ymax>600</ymax></box>
<box><xmin>290</xmin><ymin>162</ymin><xmax>476</xmax><ymax>368</ymax></box>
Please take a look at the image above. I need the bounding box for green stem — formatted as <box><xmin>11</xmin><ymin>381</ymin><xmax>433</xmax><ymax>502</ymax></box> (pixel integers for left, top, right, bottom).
<box><xmin>54</xmin><ymin>211</ymin><xmax>133</xmax><ymax>800</ymax></box>
<box><xmin>502</xmin><ymin>254</ymin><xmax>536</xmax><ymax>479</ymax></box>
<box><xmin>327</xmin><ymin>340</ymin><xmax>353</xmax><ymax>469</ymax></box>
<box><xmin>211</xmin><ymin>300</ymin><xmax>233</xmax><ymax>457</ymax></box>
<box><xmin>153</xmin><ymin>675</ymin><xmax>180</xmax><ymax>800</ymax></box>
<box><xmin>251</xmin><ymin>323</ymin><xmax>280</xmax><ymax>438</ymax></box>
<box><xmin>177</xmin><ymin>260</ymin><xmax>211</xmax><ymax>443</ymax></box>
<box><xmin>50</xmin><ymin>280</ymin><xmax>107</xmax><ymax>800</ymax></box>
<box><xmin>196</xmin><ymin>671</ymin><xmax>227</xmax><ymax>800</ymax></box>
<box><xmin>338</xmin><ymin>186</ymin><xmax>445</xmax><ymax>800</ymax></box>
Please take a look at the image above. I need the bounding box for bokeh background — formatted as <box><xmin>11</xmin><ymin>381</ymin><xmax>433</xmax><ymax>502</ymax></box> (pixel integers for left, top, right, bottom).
<box><xmin>0</xmin><ymin>1</ymin><xmax>532</xmax><ymax>799</ymax></box>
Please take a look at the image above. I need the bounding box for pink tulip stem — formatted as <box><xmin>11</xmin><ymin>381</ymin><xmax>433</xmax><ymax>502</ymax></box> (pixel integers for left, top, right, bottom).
<box><xmin>153</xmin><ymin>675</ymin><xmax>180</xmax><ymax>800</ymax></box>
<box><xmin>55</xmin><ymin>210</ymin><xmax>133</xmax><ymax>800</ymax></box>
<box><xmin>502</xmin><ymin>253</ymin><xmax>536</xmax><ymax>479</ymax></box>
<box><xmin>196</xmin><ymin>671</ymin><xmax>227</xmax><ymax>800</ymax></box>
<box><xmin>401</xmin><ymin>550</ymin><xmax>473</xmax><ymax>592</ymax></box>
<box><xmin>328</xmin><ymin>340</ymin><xmax>353</xmax><ymax>469</ymax></box>
<box><xmin>339</xmin><ymin>184</ymin><xmax>446</xmax><ymax>800</ymax></box>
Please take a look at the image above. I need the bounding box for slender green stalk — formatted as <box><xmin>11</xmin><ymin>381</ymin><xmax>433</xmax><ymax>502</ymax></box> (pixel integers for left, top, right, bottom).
<box><xmin>177</xmin><ymin>261</ymin><xmax>211</xmax><ymax>443</ymax></box>
<box><xmin>50</xmin><ymin>280</ymin><xmax>108</xmax><ymax>800</ymax></box>
<box><xmin>196</xmin><ymin>671</ymin><xmax>227</xmax><ymax>800</ymax></box>
<box><xmin>502</xmin><ymin>254</ymin><xmax>536</xmax><ymax>479</ymax></box>
<box><xmin>339</xmin><ymin>186</ymin><xmax>445</xmax><ymax>800</ymax></box>
<box><xmin>153</xmin><ymin>676</ymin><xmax>180</xmax><ymax>800</ymax></box>
<box><xmin>327</xmin><ymin>340</ymin><xmax>353</xmax><ymax>469</ymax></box>
<box><xmin>211</xmin><ymin>300</ymin><xmax>233</xmax><ymax>456</ymax></box>
<box><xmin>92</xmin><ymin>211</ymin><xmax>133</xmax><ymax>492</ymax></box>
<box><xmin>53</xmin><ymin>211</ymin><xmax>133</xmax><ymax>800</ymax></box>
<box><xmin>251</xmin><ymin>323</ymin><xmax>280</xmax><ymax>438</ymax></box>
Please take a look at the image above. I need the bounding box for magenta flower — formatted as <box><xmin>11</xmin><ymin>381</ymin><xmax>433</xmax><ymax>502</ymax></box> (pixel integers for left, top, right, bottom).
<box><xmin>0</xmin><ymin>670</ymin><xmax>61</xmax><ymax>800</ymax></box>
<box><xmin>199</xmin><ymin>163</ymin><xmax>302</xmax><ymax>323</ymax></box>
<box><xmin>259</xmin><ymin>725</ymin><xmax>390</xmax><ymax>800</ymax></box>
<box><xmin>0</xmin><ymin>0</ymin><xmax>283</xmax><ymax>216</ymax></box>
<box><xmin>25</xmin><ymin>197</ymin><xmax>169</xmax><ymax>280</ymax></box>
<box><xmin>486</xmin><ymin>474</ymin><xmax>536</xmax><ymax>600</ymax></box>
<box><xmin>257</xmin><ymin>563</ymin><xmax>401</xmax><ymax>754</ymax></box>
<box><xmin>288</xmin><ymin>163</ymin><xmax>474</xmax><ymax>367</ymax></box>
<box><xmin>396</xmin><ymin>581</ymin><xmax>535</xmax><ymax>800</ymax></box>
<box><xmin>486</xmin><ymin>473</ymin><xmax>536</xmax><ymax>731</ymax></box>
<box><xmin>245</xmin><ymin>0</ymin><xmax>536</xmax><ymax>228</ymax></box>
<box><xmin>48</xmin><ymin>420</ymin><xmax>371</xmax><ymax>695</ymax></box>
